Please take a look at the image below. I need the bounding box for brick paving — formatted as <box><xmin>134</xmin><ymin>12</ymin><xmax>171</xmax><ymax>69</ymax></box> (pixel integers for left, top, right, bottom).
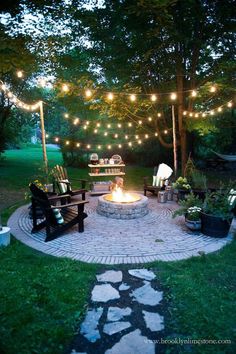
<box><xmin>7</xmin><ymin>194</ymin><xmax>234</xmax><ymax>264</ymax></box>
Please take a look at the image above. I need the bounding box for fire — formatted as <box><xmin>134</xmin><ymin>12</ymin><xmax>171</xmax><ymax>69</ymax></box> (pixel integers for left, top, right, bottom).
<box><xmin>107</xmin><ymin>186</ymin><xmax>140</xmax><ymax>203</ymax></box>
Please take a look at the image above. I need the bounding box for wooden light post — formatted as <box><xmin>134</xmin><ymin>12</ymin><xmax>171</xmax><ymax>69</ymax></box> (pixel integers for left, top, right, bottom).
<box><xmin>39</xmin><ymin>100</ymin><xmax>48</xmax><ymax>176</ymax></box>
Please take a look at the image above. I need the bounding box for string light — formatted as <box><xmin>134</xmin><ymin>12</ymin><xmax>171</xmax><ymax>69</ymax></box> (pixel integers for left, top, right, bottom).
<box><xmin>45</xmin><ymin>134</ymin><xmax>49</xmax><ymax>138</ymax></box>
<box><xmin>125</xmin><ymin>135</ymin><xmax>128</xmax><ymax>139</ymax></box>
<box><xmin>64</xmin><ymin>113</ymin><xmax>69</xmax><ymax>118</ymax></box>
<box><xmin>98</xmin><ymin>145</ymin><xmax>101</xmax><ymax>149</ymax></box>
<box><xmin>148</xmin><ymin>117</ymin><xmax>152</xmax><ymax>121</ymax></box>
<box><xmin>195</xmin><ymin>113</ymin><xmax>199</xmax><ymax>118</ymax></box>
<box><xmin>217</xmin><ymin>107</ymin><xmax>222</xmax><ymax>112</ymax></box>
<box><xmin>210</xmin><ymin>110</ymin><xmax>214</xmax><ymax>115</ymax></box>
<box><xmin>17</xmin><ymin>70</ymin><xmax>23</xmax><ymax>78</ymax></box>
<box><xmin>155</xmin><ymin>132</ymin><xmax>158</xmax><ymax>136</ymax></box>
<box><xmin>151</xmin><ymin>94</ymin><xmax>157</xmax><ymax>102</ymax></box>
<box><xmin>87</xmin><ymin>144</ymin><xmax>91</xmax><ymax>149</ymax></box>
<box><xmin>55</xmin><ymin>137</ymin><xmax>59</xmax><ymax>142</ymax></box>
<box><xmin>66</xmin><ymin>140</ymin><xmax>70</xmax><ymax>145</ymax></box>
<box><xmin>128</xmin><ymin>142</ymin><xmax>132</xmax><ymax>146</ymax></box>
<box><xmin>157</xmin><ymin>113</ymin><xmax>161</xmax><ymax>117</ymax></box>
<box><xmin>128</xmin><ymin>122</ymin><xmax>132</xmax><ymax>127</ymax></box>
<box><xmin>191</xmin><ymin>90</ymin><xmax>197</xmax><ymax>97</ymax></box>
<box><xmin>114</xmin><ymin>134</ymin><xmax>118</xmax><ymax>138</ymax></box>
<box><xmin>202</xmin><ymin>113</ymin><xmax>206</xmax><ymax>117</ymax></box>
<box><xmin>86</xmin><ymin>121</ymin><xmax>90</xmax><ymax>125</ymax></box>
<box><xmin>135</xmin><ymin>135</ymin><xmax>139</xmax><ymax>139</ymax></box>
<box><xmin>145</xmin><ymin>134</ymin><xmax>149</xmax><ymax>139</ymax></box>
<box><xmin>107</xmin><ymin>92</ymin><xmax>114</xmax><ymax>100</ymax></box>
<box><xmin>130</xmin><ymin>94</ymin><xmax>136</xmax><ymax>102</ymax></box>
<box><xmin>164</xmin><ymin>130</ymin><xmax>168</xmax><ymax>134</ymax></box>
<box><xmin>62</xmin><ymin>84</ymin><xmax>69</xmax><ymax>92</ymax></box>
<box><xmin>107</xmin><ymin>124</ymin><xmax>111</xmax><ymax>128</ymax></box>
<box><xmin>97</xmin><ymin>123</ymin><xmax>101</xmax><ymax>127</ymax></box>
<box><xmin>170</xmin><ymin>92</ymin><xmax>177</xmax><ymax>100</ymax></box>
<box><xmin>118</xmin><ymin>144</ymin><xmax>122</xmax><ymax>148</ymax></box>
<box><xmin>83</xmin><ymin>125</ymin><xmax>87</xmax><ymax>130</ymax></box>
<box><xmin>138</xmin><ymin>140</ymin><xmax>142</xmax><ymax>144</ymax></box>
<box><xmin>189</xmin><ymin>112</ymin><xmax>193</xmax><ymax>117</ymax></box>
<box><xmin>183</xmin><ymin>111</ymin><xmax>187</xmax><ymax>115</ymax></box>
<box><xmin>94</xmin><ymin>129</ymin><xmax>98</xmax><ymax>133</ymax></box>
<box><xmin>138</xmin><ymin>120</ymin><xmax>142</xmax><ymax>125</ymax></box>
<box><xmin>76</xmin><ymin>143</ymin><xmax>80</xmax><ymax>147</ymax></box>
<box><xmin>104</xmin><ymin>132</ymin><xmax>108</xmax><ymax>136</ymax></box>
<box><xmin>107</xmin><ymin>145</ymin><xmax>111</xmax><ymax>149</ymax></box>
<box><xmin>227</xmin><ymin>102</ymin><xmax>232</xmax><ymax>107</ymax></box>
<box><xmin>73</xmin><ymin>118</ymin><xmax>79</xmax><ymax>125</ymax></box>
<box><xmin>117</xmin><ymin>123</ymin><xmax>122</xmax><ymax>128</ymax></box>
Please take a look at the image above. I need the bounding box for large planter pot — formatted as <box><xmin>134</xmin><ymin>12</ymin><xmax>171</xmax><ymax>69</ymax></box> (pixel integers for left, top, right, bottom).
<box><xmin>178</xmin><ymin>189</ymin><xmax>190</xmax><ymax>201</ymax></box>
<box><xmin>201</xmin><ymin>212</ymin><xmax>232</xmax><ymax>238</ymax></box>
<box><xmin>185</xmin><ymin>218</ymin><xmax>201</xmax><ymax>231</ymax></box>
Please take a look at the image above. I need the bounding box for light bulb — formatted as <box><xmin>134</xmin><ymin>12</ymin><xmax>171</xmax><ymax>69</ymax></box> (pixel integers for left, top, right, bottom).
<box><xmin>128</xmin><ymin>122</ymin><xmax>132</xmax><ymax>127</ymax></box>
<box><xmin>85</xmin><ymin>89</ymin><xmax>92</xmax><ymax>98</ymax></box>
<box><xmin>107</xmin><ymin>92</ymin><xmax>114</xmax><ymax>100</ymax></box>
<box><xmin>107</xmin><ymin>124</ymin><xmax>111</xmax><ymax>128</ymax></box>
<box><xmin>96</xmin><ymin>123</ymin><xmax>101</xmax><ymax>127</ymax></box>
<box><xmin>118</xmin><ymin>144</ymin><xmax>122</xmax><ymax>148</ymax></box>
<box><xmin>183</xmin><ymin>111</ymin><xmax>187</xmax><ymax>116</ymax></box>
<box><xmin>46</xmin><ymin>134</ymin><xmax>49</xmax><ymax>138</ymax></box>
<box><xmin>108</xmin><ymin>145</ymin><xmax>111</xmax><ymax>149</ymax></box>
<box><xmin>104</xmin><ymin>132</ymin><xmax>108</xmax><ymax>136</ymax></box>
<box><xmin>227</xmin><ymin>102</ymin><xmax>232</xmax><ymax>107</ymax></box>
<box><xmin>157</xmin><ymin>113</ymin><xmax>161</xmax><ymax>117</ymax></box>
<box><xmin>94</xmin><ymin>129</ymin><xmax>98</xmax><ymax>133</ymax></box>
<box><xmin>210</xmin><ymin>85</ymin><xmax>216</xmax><ymax>93</ymax></box>
<box><xmin>145</xmin><ymin>134</ymin><xmax>149</xmax><ymax>139</ymax></box>
<box><xmin>170</xmin><ymin>92</ymin><xmax>177</xmax><ymax>100</ymax></box>
<box><xmin>125</xmin><ymin>135</ymin><xmax>128</xmax><ymax>139</ymax></box>
<box><xmin>66</xmin><ymin>141</ymin><xmax>70</xmax><ymax>145</ymax></box>
<box><xmin>98</xmin><ymin>145</ymin><xmax>101</xmax><ymax>149</ymax></box>
<box><xmin>155</xmin><ymin>132</ymin><xmax>158</xmax><ymax>136</ymax></box>
<box><xmin>195</xmin><ymin>113</ymin><xmax>199</xmax><ymax>118</ymax></box>
<box><xmin>151</xmin><ymin>94</ymin><xmax>157</xmax><ymax>102</ymax></box>
<box><xmin>135</xmin><ymin>135</ymin><xmax>139</xmax><ymax>139</ymax></box>
<box><xmin>76</xmin><ymin>143</ymin><xmax>80</xmax><ymax>147</ymax></box>
<box><xmin>164</xmin><ymin>130</ymin><xmax>168</xmax><ymax>134</ymax></box>
<box><xmin>148</xmin><ymin>117</ymin><xmax>152</xmax><ymax>121</ymax></box>
<box><xmin>64</xmin><ymin>113</ymin><xmax>69</xmax><ymax>118</ymax></box>
<box><xmin>210</xmin><ymin>110</ymin><xmax>214</xmax><ymax>115</ymax></box>
<box><xmin>128</xmin><ymin>142</ymin><xmax>132</xmax><ymax>146</ymax></box>
<box><xmin>191</xmin><ymin>90</ymin><xmax>197</xmax><ymax>97</ymax></box>
<box><xmin>55</xmin><ymin>137</ymin><xmax>59</xmax><ymax>142</ymax></box>
<box><xmin>138</xmin><ymin>120</ymin><xmax>142</xmax><ymax>125</ymax></box>
<box><xmin>217</xmin><ymin>107</ymin><xmax>222</xmax><ymax>112</ymax></box>
<box><xmin>62</xmin><ymin>84</ymin><xmax>69</xmax><ymax>92</ymax></box>
<box><xmin>83</xmin><ymin>126</ymin><xmax>87</xmax><ymax>130</ymax></box>
<box><xmin>87</xmin><ymin>144</ymin><xmax>91</xmax><ymax>149</ymax></box>
<box><xmin>130</xmin><ymin>94</ymin><xmax>136</xmax><ymax>102</ymax></box>
<box><xmin>86</xmin><ymin>121</ymin><xmax>90</xmax><ymax>125</ymax></box>
<box><xmin>118</xmin><ymin>123</ymin><xmax>122</xmax><ymax>128</ymax></box>
<box><xmin>17</xmin><ymin>70</ymin><xmax>23</xmax><ymax>78</ymax></box>
<box><xmin>138</xmin><ymin>140</ymin><xmax>142</xmax><ymax>144</ymax></box>
<box><xmin>202</xmin><ymin>113</ymin><xmax>206</xmax><ymax>117</ymax></box>
<box><xmin>189</xmin><ymin>112</ymin><xmax>193</xmax><ymax>117</ymax></box>
<box><xmin>114</xmin><ymin>134</ymin><xmax>118</xmax><ymax>138</ymax></box>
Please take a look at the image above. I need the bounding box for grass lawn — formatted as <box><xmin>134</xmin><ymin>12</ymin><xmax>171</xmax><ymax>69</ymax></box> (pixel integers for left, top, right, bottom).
<box><xmin>0</xmin><ymin>146</ymin><xmax>235</xmax><ymax>353</ymax></box>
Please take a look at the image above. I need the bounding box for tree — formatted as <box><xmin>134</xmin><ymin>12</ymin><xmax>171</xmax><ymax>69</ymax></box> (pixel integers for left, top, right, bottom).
<box><xmin>72</xmin><ymin>0</ymin><xmax>235</xmax><ymax>172</ymax></box>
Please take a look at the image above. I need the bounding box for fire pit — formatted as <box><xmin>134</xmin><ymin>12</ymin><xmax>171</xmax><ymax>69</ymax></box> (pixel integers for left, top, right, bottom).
<box><xmin>97</xmin><ymin>186</ymin><xmax>148</xmax><ymax>219</ymax></box>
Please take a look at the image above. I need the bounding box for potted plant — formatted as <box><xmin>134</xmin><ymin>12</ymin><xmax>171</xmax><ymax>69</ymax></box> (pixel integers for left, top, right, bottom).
<box><xmin>191</xmin><ymin>170</ymin><xmax>208</xmax><ymax>200</ymax></box>
<box><xmin>172</xmin><ymin>177</ymin><xmax>191</xmax><ymax>201</ymax></box>
<box><xmin>201</xmin><ymin>186</ymin><xmax>236</xmax><ymax>237</ymax></box>
<box><xmin>172</xmin><ymin>193</ymin><xmax>202</xmax><ymax>231</ymax></box>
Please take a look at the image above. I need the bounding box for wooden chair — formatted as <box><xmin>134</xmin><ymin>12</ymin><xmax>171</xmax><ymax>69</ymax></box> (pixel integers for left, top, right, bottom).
<box><xmin>30</xmin><ymin>183</ymin><xmax>88</xmax><ymax>242</ymax></box>
<box><xmin>143</xmin><ymin>177</ymin><xmax>162</xmax><ymax>196</ymax></box>
<box><xmin>52</xmin><ymin>165</ymin><xmax>88</xmax><ymax>200</ymax></box>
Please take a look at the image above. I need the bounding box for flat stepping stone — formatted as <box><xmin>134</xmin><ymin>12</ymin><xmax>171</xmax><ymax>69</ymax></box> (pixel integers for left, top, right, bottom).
<box><xmin>130</xmin><ymin>281</ymin><xmax>163</xmax><ymax>306</ymax></box>
<box><xmin>80</xmin><ymin>307</ymin><xmax>103</xmax><ymax>343</ymax></box>
<box><xmin>103</xmin><ymin>321</ymin><xmax>131</xmax><ymax>335</ymax></box>
<box><xmin>143</xmin><ymin>310</ymin><xmax>164</xmax><ymax>332</ymax></box>
<box><xmin>97</xmin><ymin>270</ymin><xmax>123</xmax><ymax>283</ymax></box>
<box><xmin>92</xmin><ymin>284</ymin><xmax>120</xmax><ymax>302</ymax></box>
<box><xmin>119</xmin><ymin>283</ymin><xmax>130</xmax><ymax>291</ymax></box>
<box><xmin>128</xmin><ymin>269</ymin><xmax>156</xmax><ymax>281</ymax></box>
<box><xmin>105</xmin><ymin>329</ymin><xmax>155</xmax><ymax>354</ymax></box>
<box><xmin>107</xmin><ymin>307</ymin><xmax>132</xmax><ymax>322</ymax></box>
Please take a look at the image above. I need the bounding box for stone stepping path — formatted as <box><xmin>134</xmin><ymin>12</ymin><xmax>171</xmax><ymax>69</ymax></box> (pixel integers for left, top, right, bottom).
<box><xmin>68</xmin><ymin>269</ymin><xmax>166</xmax><ymax>354</ymax></box>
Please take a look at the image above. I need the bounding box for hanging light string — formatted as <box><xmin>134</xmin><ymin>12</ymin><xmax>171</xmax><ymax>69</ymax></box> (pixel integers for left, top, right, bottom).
<box><xmin>0</xmin><ymin>82</ymin><xmax>41</xmax><ymax>111</ymax></box>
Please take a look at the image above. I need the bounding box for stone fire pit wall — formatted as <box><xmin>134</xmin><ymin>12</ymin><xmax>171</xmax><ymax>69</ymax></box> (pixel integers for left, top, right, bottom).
<box><xmin>97</xmin><ymin>194</ymin><xmax>149</xmax><ymax>219</ymax></box>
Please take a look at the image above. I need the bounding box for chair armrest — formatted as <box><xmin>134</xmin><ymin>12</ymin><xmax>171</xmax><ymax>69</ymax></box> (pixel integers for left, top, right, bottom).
<box><xmin>48</xmin><ymin>194</ymin><xmax>71</xmax><ymax>201</ymax></box>
<box><xmin>71</xmin><ymin>188</ymin><xmax>87</xmax><ymax>195</ymax></box>
<box><xmin>50</xmin><ymin>200</ymin><xmax>89</xmax><ymax>209</ymax></box>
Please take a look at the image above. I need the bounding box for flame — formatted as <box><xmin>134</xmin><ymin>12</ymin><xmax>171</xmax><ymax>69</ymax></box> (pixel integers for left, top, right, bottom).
<box><xmin>110</xmin><ymin>186</ymin><xmax>139</xmax><ymax>203</ymax></box>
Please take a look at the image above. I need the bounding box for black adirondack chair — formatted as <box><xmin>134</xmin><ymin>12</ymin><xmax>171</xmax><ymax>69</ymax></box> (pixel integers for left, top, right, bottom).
<box><xmin>52</xmin><ymin>165</ymin><xmax>88</xmax><ymax>200</ymax></box>
<box><xmin>30</xmin><ymin>183</ymin><xmax>88</xmax><ymax>242</ymax></box>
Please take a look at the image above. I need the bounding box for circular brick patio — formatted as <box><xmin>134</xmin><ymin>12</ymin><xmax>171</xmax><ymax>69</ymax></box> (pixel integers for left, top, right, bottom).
<box><xmin>8</xmin><ymin>194</ymin><xmax>234</xmax><ymax>264</ymax></box>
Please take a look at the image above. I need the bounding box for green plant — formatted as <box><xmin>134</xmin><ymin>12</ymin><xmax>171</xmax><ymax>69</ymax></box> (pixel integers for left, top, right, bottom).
<box><xmin>202</xmin><ymin>185</ymin><xmax>236</xmax><ymax>221</ymax></box>
<box><xmin>172</xmin><ymin>176</ymin><xmax>191</xmax><ymax>191</ymax></box>
<box><xmin>191</xmin><ymin>170</ymin><xmax>207</xmax><ymax>190</ymax></box>
<box><xmin>172</xmin><ymin>192</ymin><xmax>202</xmax><ymax>218</ymax></box>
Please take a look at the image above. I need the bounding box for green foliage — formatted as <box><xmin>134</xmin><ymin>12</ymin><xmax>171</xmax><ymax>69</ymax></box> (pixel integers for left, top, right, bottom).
<box><xmin>172</xmin><ymin>192</ymin><xmax>202</xmax><ymax>219</ymax></box>
<box><xmin>191</xmin><ymin>170</ymin><xmax>207</xmax><ymax>190</ymax></box>
<box><xmin>203</xmin><ymin>185</ymin><xmax>236</xmax><ymax>221</ymax></box>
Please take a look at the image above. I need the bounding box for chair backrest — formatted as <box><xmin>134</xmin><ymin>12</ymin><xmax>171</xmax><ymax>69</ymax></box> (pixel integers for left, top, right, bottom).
<box><xmin>29</xmin><ymin>183</ymin><xmax>56</xmax><ymax>224</ymax></box>
<box><xmin>53</xmin><ymin>165</ymin><xmax>68</xmax><ymax>181</ymax></box>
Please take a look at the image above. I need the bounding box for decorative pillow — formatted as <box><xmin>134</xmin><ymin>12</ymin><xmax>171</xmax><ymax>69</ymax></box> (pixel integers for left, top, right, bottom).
<box><xmin>53</xmin><ymin>209</ymin><xmax>64</xmax><ymax>224</ymax></box>
<box><xmin>58</xmin><ymin>179</ymin><xmax>71</xmax><ymax>194</ymax></box>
